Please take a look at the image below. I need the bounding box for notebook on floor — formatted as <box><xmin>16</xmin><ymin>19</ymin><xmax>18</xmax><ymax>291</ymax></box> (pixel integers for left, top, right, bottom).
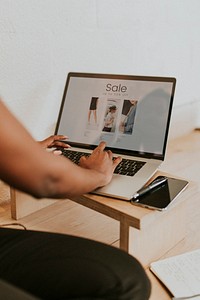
<box><xmin>55</xmin><ymin>72</ymin><xmax>176</xmax><ymax>201</ymax></box>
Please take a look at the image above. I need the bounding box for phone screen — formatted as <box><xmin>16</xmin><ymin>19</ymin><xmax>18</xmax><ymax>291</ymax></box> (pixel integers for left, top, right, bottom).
<box><xmin>131</xmin><ymin>176</ymin><xmax>189</xmax><ymax>211</ymax></box>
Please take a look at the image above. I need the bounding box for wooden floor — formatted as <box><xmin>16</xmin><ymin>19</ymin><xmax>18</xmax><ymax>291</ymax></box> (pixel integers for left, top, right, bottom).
<box><xmin>1</xmin><ymin>129</ymin><xmax>200</xmax><ymax>299</ymax></box>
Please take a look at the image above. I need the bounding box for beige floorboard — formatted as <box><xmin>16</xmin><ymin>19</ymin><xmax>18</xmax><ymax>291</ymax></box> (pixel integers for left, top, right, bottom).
<box><xmin>0</xmin><ymin>199</ymin><xmax>119</xmax><ymax>246</ymax></box>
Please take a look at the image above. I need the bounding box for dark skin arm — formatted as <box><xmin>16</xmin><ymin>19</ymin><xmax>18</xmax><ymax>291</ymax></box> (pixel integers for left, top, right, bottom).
<box><xmin>0</xmin><ymin>99</ymin><xmax>121</xmax><ymax>199</ymax></box>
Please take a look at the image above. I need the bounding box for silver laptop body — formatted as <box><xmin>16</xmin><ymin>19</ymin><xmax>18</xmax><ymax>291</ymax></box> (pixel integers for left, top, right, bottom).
<box><xmin>55</xmin><ymin>72</ymin><xmax>176</xmax><ymax>201</ymax></box>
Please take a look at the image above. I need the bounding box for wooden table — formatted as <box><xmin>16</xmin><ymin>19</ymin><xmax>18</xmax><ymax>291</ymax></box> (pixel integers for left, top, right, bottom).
<box><xmin>70</xmin><ymin>174</ymin><xmax>196</xmax><ymax>267</ymax></box>
<box><xmin>11</xmin><ymin>171</ymin><xmax>195</xmax><ymax>267</ymax></box>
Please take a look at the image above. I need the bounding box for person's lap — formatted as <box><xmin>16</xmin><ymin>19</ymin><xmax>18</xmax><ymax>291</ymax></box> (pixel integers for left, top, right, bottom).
<box><xmin>0</xmin><ymin>228</ymin><xmax>151</xmax><ymax>300</ymax></box>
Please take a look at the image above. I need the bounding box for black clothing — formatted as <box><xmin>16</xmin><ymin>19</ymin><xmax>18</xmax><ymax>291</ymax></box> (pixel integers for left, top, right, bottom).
<box><xmin>0</xmin><ymin>228</ymin><xmax>151</xmax><ymax>300</ymax></box>
<box><xmin>89</xmin><ymin>97</ymin><xmax>98</xmax><ymax>110</ymax></box>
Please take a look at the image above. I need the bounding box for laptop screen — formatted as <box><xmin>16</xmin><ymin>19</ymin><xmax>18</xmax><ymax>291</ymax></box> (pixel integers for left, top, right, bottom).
<box><xmin>55</xmin><ymin>72</ymin><xmax>176</xmax><ymax>160</ymax></box>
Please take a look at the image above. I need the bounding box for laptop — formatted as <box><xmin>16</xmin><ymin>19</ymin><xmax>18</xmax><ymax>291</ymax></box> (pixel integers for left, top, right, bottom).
<box><xmin>55</xmin><ymin>72</ymin><xmax>176</xmax><ymax>201</ymax></box>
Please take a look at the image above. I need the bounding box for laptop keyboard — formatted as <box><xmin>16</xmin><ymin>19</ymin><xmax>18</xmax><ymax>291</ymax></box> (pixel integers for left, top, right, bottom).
<box><xmin>61</xmin><ymin>149</ymin><xmax>146</xmax><ymax>177</ymax></box>
<box><xmin>114</xmin><ymin>158</ymin><xmax>146</xmax><ymax>176</ymax></box>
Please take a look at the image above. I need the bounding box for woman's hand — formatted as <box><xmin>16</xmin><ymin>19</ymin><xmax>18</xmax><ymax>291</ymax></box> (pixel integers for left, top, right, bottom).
<box><xmin>79</xmin><ymin>141</ymin><xmax>121</xmax><ymax>186</ymax></box>
<box><xmin>39</xmin><ymin>135</ymin><xmax>70</xmax><ymax>155</ymax></box>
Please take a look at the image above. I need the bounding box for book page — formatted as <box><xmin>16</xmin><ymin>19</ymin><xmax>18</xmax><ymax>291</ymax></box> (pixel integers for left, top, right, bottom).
<box><xmin>150</xmin><ymin>249</ymin><xmax>200</xmax><ymax>298</ymax></box>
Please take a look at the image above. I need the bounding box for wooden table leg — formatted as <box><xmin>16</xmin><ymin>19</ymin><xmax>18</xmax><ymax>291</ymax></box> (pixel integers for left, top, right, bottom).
<box><xmin>119</xmin><ymin>216</ymin><xmax>130</xmax><ymax>252</ymax></box>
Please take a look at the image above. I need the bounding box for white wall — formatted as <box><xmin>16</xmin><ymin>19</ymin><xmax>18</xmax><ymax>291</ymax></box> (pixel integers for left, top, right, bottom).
<box><xmin>0</xmin><ymin>0</ymin><xmax>200</xmax><ymax>141</ymax></box>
